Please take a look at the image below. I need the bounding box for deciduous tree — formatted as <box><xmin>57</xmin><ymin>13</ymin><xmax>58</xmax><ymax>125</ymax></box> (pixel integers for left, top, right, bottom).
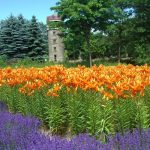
<box><xmin>51</xmin><ymin>0</ymin><xmax>114</xmax><ymax>66</ymax></box>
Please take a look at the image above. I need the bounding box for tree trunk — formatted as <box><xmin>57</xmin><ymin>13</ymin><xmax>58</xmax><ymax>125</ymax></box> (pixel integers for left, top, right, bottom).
<box><xmin>118</xmin><ymin>44</ymin><xmax>121</xmax><ymax>64</ymax></box>
<box><xmin>89</xmin><ymin>51</ymin><xmax>92</xmax><ymax>67</ymax></box>
<box><xmin>86</xmin><ymin>35</ymin><xmax>92</xmax><ymax>67</ymax></box>
<box><xmin>118</xmin><ymin>25</ymin><xmax>122</xmax><ymax>64</ymax></box>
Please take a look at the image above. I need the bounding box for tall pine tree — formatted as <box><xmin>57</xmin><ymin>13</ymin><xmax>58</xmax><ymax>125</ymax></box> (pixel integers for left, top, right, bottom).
<box><xmin>13</xmin><ymin>14</ymin><xmax>29</xmax><ymax>58</ymax></box>
<box><xmin>0</xmin><ymin>15</ymin><xmax>18</xmax><ymax>59</ymax></box>
<box><xmin>28</xmin><ymin>16</ymin><xmax>46</xmax><ymax>60</ymax></box>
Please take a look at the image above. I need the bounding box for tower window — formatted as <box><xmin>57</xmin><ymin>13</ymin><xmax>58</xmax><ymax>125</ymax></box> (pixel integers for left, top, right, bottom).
<box><xmin>53</xmin><ymin>31</ymin><xmax>56</xmax><ymax>35</ymax></box>
<box><xmin>53</xmin><ymin>39</ymin><xmax>57</xmax><ymax>44</ymax></box>
<box><xmin>53</xmin><ymin>47</ymin><xmax>57</xmax><ymax>52</ymax></box>
<box><xmin>54</xmin><ymin>55</ymin><xmax>57</xmax><ymax>61</ymax></box>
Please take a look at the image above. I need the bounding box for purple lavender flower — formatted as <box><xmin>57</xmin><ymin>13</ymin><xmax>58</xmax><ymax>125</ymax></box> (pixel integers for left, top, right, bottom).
<box><xmin>0</xmin><ymin>111</ymin><xmax>150</xmax><ymax>150</ymax></box>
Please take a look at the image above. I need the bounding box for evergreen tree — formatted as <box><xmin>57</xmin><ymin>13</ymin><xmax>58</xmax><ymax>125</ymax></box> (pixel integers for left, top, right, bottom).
<box><xmin>28</xmin><ymin>16</ymin><xmax>46</xmax><ymax>60</ymax></box>
<box><xmin>13</xmin><ymin>14</ymin><xmax>29</xmax><ymax>58</ymax></box>
<box><xmin>0</xmin><ymin>15</ymin><xmax>18</xmax><ymax>59</ymax></box>
<box><xmin>0</xmin><ymin>14</ymin><xmax>48</xmax><ymax>61</ymax></box>
<box><xmin>38</xmin><ymin>22</ymin><xmax>48</xmax><ymax>56</ymax></box>
<box><xmin>0</xmin><ymin>15</ymin><xmax>29</xmax><ymax>59</ymax></box>
<box><xmin>0</xmin><ymin>21</ymin><xmax>4</xmax><ymax>54</ymax></box>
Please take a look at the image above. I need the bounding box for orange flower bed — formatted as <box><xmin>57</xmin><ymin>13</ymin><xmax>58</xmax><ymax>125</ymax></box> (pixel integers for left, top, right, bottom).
<box><xmin>0</xmin><ymin>64</ymin><xmax>150</xmax><ymax>99</ymax></box>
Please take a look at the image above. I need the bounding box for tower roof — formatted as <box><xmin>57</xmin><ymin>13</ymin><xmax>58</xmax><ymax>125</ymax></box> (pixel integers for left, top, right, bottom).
<box><xmin>47</xmin><ymin>14</ymin><xmax>61</xmax><ymax>21</ymax></box>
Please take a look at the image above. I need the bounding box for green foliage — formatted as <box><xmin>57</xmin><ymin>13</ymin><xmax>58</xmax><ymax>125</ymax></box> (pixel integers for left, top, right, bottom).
<box><xmin>135</xmin><ymin>101</ymin><xmax>149</xmax><ymax>131</ymax></box>
<box><xmin>0</xmin><ymin>57</ymin><xmax>118</xmax><ymax>68</ymax></box>
<box><xmin>0</xmin><ymin>14</ymin><xmax>48</xmax><ymax>61</ymax></box>
<box><xmin>66</xmin><ymin>91</ymin><xmax>88</xmax><ymax>135</ymax></box>
<box><xmin>28</xmin><ymin>16</ymin><xmax>47</xmax><ymax>60</ymax></box>
<box><xmin>48</xmin><ymin>21</ymin><xmax>63</xmax><ymax>29</ymax></box>
<box><xmin>49</xmin><ymin>0</ymin><xmax>150</xmax><ymax>65</ymax></box>
<box><xmin>143</xmin><ymin>88</ymin><xmax>150</xmax><ymax>123</ymax></box>
<box><xmin>44</xmin><ymin>97</ymin><xmax>66</xmax><ymax>134</ymax></box>
<box><xmin>86</xmin><ymin>100</ymin><xmax>104</xmax><ymax>137</ymax></box>
<box><xmin>63</xmin><ymin>29</ymin><xmax>85</xmax><ymax>60</ymax></box>
<box><xmin>134</xmin><ymin>44</ymin><xmax>150</xmax><ymax>64</ymax></box>
<box><xmin>97</xmin><ymin>102</ymin><xmax>114</xmax><ymax>140</ymax></box>
<box><xmin>112</xmin><ymin>99</ymin><xmax>137</xmax><ymax>135</ymax></box>
<box><xmin>51</xmin><ymin>0</ymin><xmax>114</xmax><ymax>66</ymax></box>
<box><xmin>82</xmin><ymin>33</ymin><xmax>107</xmax><ymax>60</ymax></box>
<box><xmin>14</xmin><ymin>57</ymin><xmax>35</xmax><ymax>67</ymax></box>
<box><xmin>0</xmin><ymin>15</ymin><xmax>18</xmax><ymax>58</ymax></box>
<box><xmin>0</xmin><ymin>82</ymin><xmax>150</xmax><ymax>140</ymax></box>
<box><xmin>0</xmin><ymin>55</ymin><xmax>7</xmax><ymax>68</ymax></box>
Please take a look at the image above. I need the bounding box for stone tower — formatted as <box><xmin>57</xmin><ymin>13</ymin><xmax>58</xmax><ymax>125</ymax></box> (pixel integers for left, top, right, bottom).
<box><xmin>47</xmin><ymin>14</ymin><xmax>64</xmax><ymax>62</ymax></box>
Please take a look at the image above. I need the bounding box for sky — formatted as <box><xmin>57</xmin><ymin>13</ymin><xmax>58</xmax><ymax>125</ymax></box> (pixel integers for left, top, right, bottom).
<box><xmin>0</xmin><ymin>0</ymin><xmax>59</xmax><ymax>24</ymax></box>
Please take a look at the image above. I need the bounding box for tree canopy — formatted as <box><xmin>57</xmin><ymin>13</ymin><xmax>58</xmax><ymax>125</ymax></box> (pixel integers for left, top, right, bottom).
<box><xmin>51</xmin><ymin>0</ymin><xmax>150</xmax><ymax>65</ymax></box>
<box><xmin>51</xmin><ymin>0</ymin><xmax>115</xmax><ymax>66</ymax></box>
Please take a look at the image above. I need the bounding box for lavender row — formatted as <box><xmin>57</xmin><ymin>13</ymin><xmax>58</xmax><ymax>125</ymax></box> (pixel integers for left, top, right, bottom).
<box><xmin>0</xmin><ymin>102</ymin><xmax>150</xmax><ymax>150</ymax></box>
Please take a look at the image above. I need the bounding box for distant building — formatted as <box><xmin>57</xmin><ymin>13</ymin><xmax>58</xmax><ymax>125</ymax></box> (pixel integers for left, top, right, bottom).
<box><xmin>47</xmin><ymin>14</ymin><xmax>64</xmax><ymax>62</ymax></box>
